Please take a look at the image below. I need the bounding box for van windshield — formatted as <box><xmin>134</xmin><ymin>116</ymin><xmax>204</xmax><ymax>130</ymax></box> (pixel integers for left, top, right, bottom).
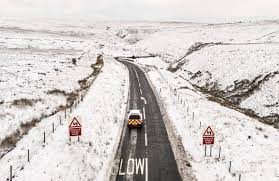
<box><xmin>129</xmin><ymin>115</ymin><xmax>140</xmax><ymax>119</ymax></box>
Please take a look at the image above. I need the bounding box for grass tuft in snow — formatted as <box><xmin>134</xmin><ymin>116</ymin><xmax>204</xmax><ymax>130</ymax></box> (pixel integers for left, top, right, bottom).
<box><xmin>11</xmin><ymin>98</ymin><xmax>42</xmax><ymax>108</ymax></box>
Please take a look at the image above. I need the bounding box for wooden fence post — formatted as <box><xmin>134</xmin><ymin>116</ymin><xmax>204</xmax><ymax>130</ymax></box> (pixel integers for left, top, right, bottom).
<box><xmin>10</xmin><ymin>165</ymin><xmax>12</xmax><ymax>181</ymax></box>
<box><xmin>218</xmin><ymin>146</ymin><xmax>221</xmax><ymax>160</ymax></box>
<box><xmin>27</xmin><ymin>149</ymin><xmax>30</xmax><ymax>162</ymax></box>
<box><xmin>192</xmin><ymin>112</ymin><xmax>194</xmax><ymax>121</ymax></box>
<box><xmin>229</xmin><ymin>161</ymin><xmax>232</xmax><ymax>173</ymax></box>
<box><xmin>43</xmin><ymin>132</ymin><xmax>46</xmax><ymax>143</ymax></box>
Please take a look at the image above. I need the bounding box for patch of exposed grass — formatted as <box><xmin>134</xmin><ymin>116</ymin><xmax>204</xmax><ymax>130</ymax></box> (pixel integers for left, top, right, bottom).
<box><xmin>47</xmin><ymin>89</ymin><xmax>67</xmax><ymax>95</ymax></box>
<box><xmin>20</xmin><ymin>118</ymin><xmax>40</xmax><ymax>135</ymax></box>
<box><xmin>11</xmin><ymin>98</ymin><xmax>42</xmax><ymax>108</ymax></box>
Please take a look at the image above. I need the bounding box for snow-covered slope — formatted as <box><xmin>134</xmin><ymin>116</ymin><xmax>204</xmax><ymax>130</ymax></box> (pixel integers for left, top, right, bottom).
<box><xmin>134</xmin><ymin>57</ymin><xmax>279</xmax><ymax>181</ymax></box>
<box><xmin>0</xmin><ymin>57</ymin><xmax>129</xmax><ymax>181</ymax></box>
<box><xmin>131</xmin><ymin>21</ymin><xmax>279</xmax><ymax>128</ymax></box>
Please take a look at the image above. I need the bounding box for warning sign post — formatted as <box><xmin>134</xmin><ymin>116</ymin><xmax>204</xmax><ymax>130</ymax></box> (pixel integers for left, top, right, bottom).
<box><xmin>203</xmin><ymin>126</ymin><xmax>214</xmax><ymax>145</ymax></box>
<box><xmin>69</xmin><ymin>117</ymin><xmax>82</xmax><ymax>137</ymax></box>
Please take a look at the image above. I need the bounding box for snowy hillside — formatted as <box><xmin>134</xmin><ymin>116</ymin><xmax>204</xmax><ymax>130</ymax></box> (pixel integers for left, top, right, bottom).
<box><xmin>128</xmin><ymin>21</ymin><xmax>279</xmax><ymax>128</ymax></box>
<box><xmin>0</xmin><ymin>23</ymin><xmax>101</xmax><ymax>157</ymax></box>
<box><xmin>0</xmin><ymin>19</ymin><xmax>278</xmax><ymax>181</ymax></box>
<box><xmin>134</xmin><ymin>57</ymin><xmax>279</xmax><ymax>180</ymax></box>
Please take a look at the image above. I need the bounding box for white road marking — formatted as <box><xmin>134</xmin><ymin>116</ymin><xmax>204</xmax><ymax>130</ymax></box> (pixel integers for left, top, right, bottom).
<box><xmin>135</xmin><ymin>158</ymin><xmax>145</xmax><ymax>175</ymax></box>
<box><xmin>145</xmin><ymin>158</ymin><xmax>148</xmax><ymax>181</ymax></box>
<box><xmin>141</xmin><ymin>97</ymin><xmax>147</xmax><ymax>104</ymax></box>
<box><xmin>126</xmin><ymin>158</ymin><xmax>135</xmax><ymax>175</ymax></box>
<box><xmin>143</xmin><ymin>105</ymin><xmax>147</xmax><ymax>147</ymax></box>
<box><xmin>140</xmin><ymin>88</ymin><xmax>143</xmax><ymax>95</ymax></box>
<box><xmin>143</xmin><ymin>106</ymin><xmax>146</xmax><ymax>120</ymax></box>
<box><xmin>118</xmin><ymin>159</ymin><xmax>125</xmax><ymax>175</ymax></box>
<box><xmin>133</xmin><ymin>67</ymin><xmax>140</xmax><ymax>83</ymax></box>
<box><xmin>145</xmin><ymin>133</ymin><xmax>148</xmax><ymax>147</ymax></box>
<box><xmin>118</xmin><ymin>158</ymin><xmax>147</xmax><ymax>176</ymax></box>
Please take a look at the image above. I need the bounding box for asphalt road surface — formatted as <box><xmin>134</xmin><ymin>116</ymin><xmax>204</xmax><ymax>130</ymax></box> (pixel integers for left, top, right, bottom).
<box><xmin>113</xmin><ymin>60</ymin><xmax>182</xmax><ymax>181</ymax></box>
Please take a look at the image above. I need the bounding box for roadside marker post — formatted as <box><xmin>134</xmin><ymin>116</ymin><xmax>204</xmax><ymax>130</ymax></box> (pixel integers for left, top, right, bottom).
<box><xmin>43</xmin><ymin>132</ymin><xmax>46</xmax><ymax>144</ymax></box>
<box><xmin>218</xmin><ymin>146</ymin><xmax>222</xmax><ymax>160</ymax></box>
<box><xmin>229</xmin><ymin>161</ymin><xmax>232</xmax><ymax>173</ymax></box>
<box><xmin>10</xmin><ymin>165</ymin><xmax>12</xmax><ymax>181</ymax></box>
<box><xmin>27</xmin><ymin>149</ymin><xmax>30</xmax><ymax>162</ymax></box>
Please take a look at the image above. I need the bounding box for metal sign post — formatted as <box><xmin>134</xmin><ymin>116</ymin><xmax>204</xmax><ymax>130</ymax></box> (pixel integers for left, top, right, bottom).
<box><xmin>203</xmin><ymin>126</ymin><xmax>215</xmax><ymax>157</ymax></box>
<box><xmin>68</xmin><ymin>116</ymin><xmax>82</xmax><ymax>139</ymax></box>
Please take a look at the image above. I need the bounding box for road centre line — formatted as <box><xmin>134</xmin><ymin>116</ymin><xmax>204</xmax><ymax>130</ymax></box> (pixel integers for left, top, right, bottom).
<box><xmin>141</xmin><ymin>97</ymin><xmax>147</xmax><ymax>104</ymax></box>
<box><xmin>145</xmin><ymin>133</ymin><xmax>148</xmax><ymax>147</ymax></box>
<box><xmin>146</xmin><ymin>158</ymin><xmax>148</xmax><ymax>181</ymax></box>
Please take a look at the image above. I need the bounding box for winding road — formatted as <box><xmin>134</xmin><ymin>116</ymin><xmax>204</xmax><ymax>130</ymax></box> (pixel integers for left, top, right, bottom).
<box><xmin>111</xmin><ymin>59</ymin><xmax>182</xmax><ymax>181</ymax></box>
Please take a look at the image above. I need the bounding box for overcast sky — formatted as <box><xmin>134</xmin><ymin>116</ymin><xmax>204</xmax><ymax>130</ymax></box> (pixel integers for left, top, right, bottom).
<box><xmin>1</xmin><ymin>0</ymin><xmax>279</xmax><ymax>22</ymax></box>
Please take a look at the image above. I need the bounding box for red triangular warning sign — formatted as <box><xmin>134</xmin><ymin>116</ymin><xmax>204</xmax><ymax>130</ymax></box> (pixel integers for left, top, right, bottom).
<box><xmin>203</xmin><ymin>126</ymin><xmax>214</xmax><ymax>136</ymax></box>
<box><xmin>69</xmin><ymin>117</ymin><xmax>81</xmax><ymax>128</ymax></box>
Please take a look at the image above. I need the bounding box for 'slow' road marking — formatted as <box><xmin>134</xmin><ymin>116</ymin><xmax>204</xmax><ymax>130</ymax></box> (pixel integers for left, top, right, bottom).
<box><xmin>118</xmin><ymin>158</ymin><xmax>148</xmax><ymax>177</ymax></box>
<box><xmin>118</xmin><ymin>159</ymin><xmax>125</xmax><ymax>175</ymax></box>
